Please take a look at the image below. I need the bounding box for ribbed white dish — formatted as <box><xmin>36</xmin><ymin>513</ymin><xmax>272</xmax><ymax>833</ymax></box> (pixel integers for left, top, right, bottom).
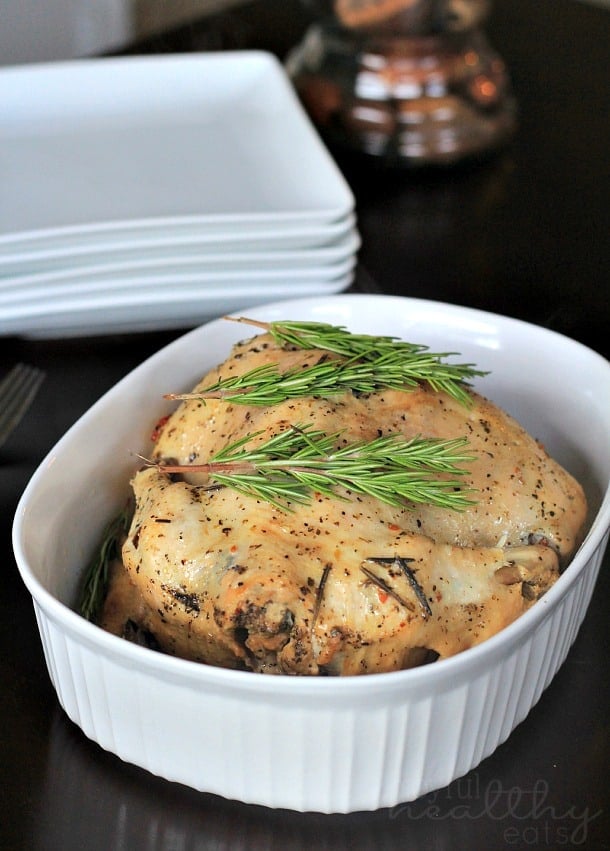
<box><xmin>13</xmin><ymin>295</ymin><xmax>610</xmax><ymax>813</ymax></box>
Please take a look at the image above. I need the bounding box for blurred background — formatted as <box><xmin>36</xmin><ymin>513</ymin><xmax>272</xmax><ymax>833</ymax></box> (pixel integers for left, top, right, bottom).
<box><xmin>0</xmin><ymin>0</ymin><xmax>245</xmax><ymax>65</ymax></box>
<box><xmin>2</xmin><ymin>0</ymin><xmax>609</xmax><ymax>65</ymax></box>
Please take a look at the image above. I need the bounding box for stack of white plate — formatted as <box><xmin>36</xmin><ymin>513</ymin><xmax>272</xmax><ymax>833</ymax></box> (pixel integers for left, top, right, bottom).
<box><xmin>0</xmin><ymin>52</ymin><xmax>359</xmax><ymax>338</ymax></box>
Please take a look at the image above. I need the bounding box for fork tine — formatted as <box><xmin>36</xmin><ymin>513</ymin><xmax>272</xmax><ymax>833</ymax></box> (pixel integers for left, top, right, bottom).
<box><xmin>0</xmin><ymin>364</ymin><xmax>45</xmax><ymax>435</ymax></box>
<box><xmin>0</xmin><ymin>363</ymin><xmax>45</xmax><ymax>449</ymax></box>
<box><xmin>0</xmin><ymin>364</ymin><xmax>45</xmax><ymax>423</ymax></box>
<box><xmin>0</xmin><ymin>365</ymin><xmax>42</xmax><ymax>430</ymax></box>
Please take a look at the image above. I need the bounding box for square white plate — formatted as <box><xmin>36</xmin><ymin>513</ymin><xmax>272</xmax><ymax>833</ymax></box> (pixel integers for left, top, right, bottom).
<box><xmin>0</xmin><ymin>253</ymin><xmax>357</xmax><ymax>307</ymax></box>
<box><xmin>0</xmin><ymin>216</ymin><xmax>359</xmax><ymax>275</ymax></box>
<box><xmin>0</xmin><ymin>255</ymin><xmax>356</xmax><ymax>306</ymax></box>
<box><xmin>0</xmin><ymin>52</ymin><xmax>354</xmax><ymax>238</ymax></box>
<box><xmin>1</xmin><ymin>274</ymin><xmax>355</xmax><ymax>338</ymax></box>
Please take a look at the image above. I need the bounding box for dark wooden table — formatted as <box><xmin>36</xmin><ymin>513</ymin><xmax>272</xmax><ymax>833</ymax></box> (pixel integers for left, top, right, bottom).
<box><xmin>1</xmin><ymin>1</ymin><xmax>608</xmax><ymax>848</ymax></box>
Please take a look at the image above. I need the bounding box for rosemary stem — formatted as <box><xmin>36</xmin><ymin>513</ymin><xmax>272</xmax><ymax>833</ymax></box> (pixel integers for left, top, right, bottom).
<box><xmin>224</xmin><ymin>316</ymin><xmax>269</xmax><ymax>332</ymax></box>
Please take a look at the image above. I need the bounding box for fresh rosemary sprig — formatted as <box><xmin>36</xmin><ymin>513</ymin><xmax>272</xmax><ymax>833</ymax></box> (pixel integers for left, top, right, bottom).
<box><xmin>169</xmin><ymin>318</ymin><xmax>486</xmax><ymax>407</ymax></box>
<box><xmin>79</xmin><ymin>503</ymin><xmax>131</xmax><ymax>622</ymax></box>
<box><xmin>167</xmin><ymin>352</ymin><xmax>480</xmax><ymax>408</ymax></box>
<box><xmin>148</xmin><ymin>425</ymin><xmax>475</xmax><ymax>511</ymax></box>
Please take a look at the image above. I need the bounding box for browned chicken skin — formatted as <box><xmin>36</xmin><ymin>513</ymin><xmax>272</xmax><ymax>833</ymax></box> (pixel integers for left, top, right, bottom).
<box><xmin>103</xmin><ymin>332</ymin><xmax>587</xmax><ymax>675</ymax></box>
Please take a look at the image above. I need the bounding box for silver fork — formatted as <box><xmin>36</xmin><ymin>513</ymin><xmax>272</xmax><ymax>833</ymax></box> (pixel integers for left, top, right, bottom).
<box><xmin>0</xmin><ymin>363</ymin><xmax>46</xmax><ymax>450</ymax></box>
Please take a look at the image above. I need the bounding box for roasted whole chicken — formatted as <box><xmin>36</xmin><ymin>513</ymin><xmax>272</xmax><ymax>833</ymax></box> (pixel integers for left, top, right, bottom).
<box><xmin>97</xmin><ymin>321</ymin><xmax>587</xmax><ymax>675</ymax></box>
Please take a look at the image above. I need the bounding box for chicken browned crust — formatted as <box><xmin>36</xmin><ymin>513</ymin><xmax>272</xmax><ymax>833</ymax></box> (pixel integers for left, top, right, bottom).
<box><xmin>100</xmin><ymin>332</ymin><xmax>587</xmax><ymax>675</ymax></box>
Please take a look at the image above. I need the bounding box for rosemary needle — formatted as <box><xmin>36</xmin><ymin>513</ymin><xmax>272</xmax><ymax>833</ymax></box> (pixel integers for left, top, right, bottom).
<box><xmin>149</xmin><ymin>425</ymin><xmax>476</xmax><ymax>512</ymax></box>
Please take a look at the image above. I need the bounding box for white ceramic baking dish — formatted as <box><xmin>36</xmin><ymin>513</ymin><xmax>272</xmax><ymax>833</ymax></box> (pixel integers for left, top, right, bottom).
<box><xmin>13</xmin><ymin>294</ymin><xmax>610</xmax><ymax>813</ymax></box>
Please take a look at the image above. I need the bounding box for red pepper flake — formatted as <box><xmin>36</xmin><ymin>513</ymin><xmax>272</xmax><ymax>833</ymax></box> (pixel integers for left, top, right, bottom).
<box><xmin>388</xmin><ymin>523</ymin><xmax>401</xmax><ymax>532</ymax></box>
<box><xmin>150</xmin><ymin>415</ymin><xmax>170</xmax><ymax>442</ymax></box>
<box><xmin>378</xmin><ymin>589</ymin><xmax>388</xmax><ymax>604</ymax></box>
